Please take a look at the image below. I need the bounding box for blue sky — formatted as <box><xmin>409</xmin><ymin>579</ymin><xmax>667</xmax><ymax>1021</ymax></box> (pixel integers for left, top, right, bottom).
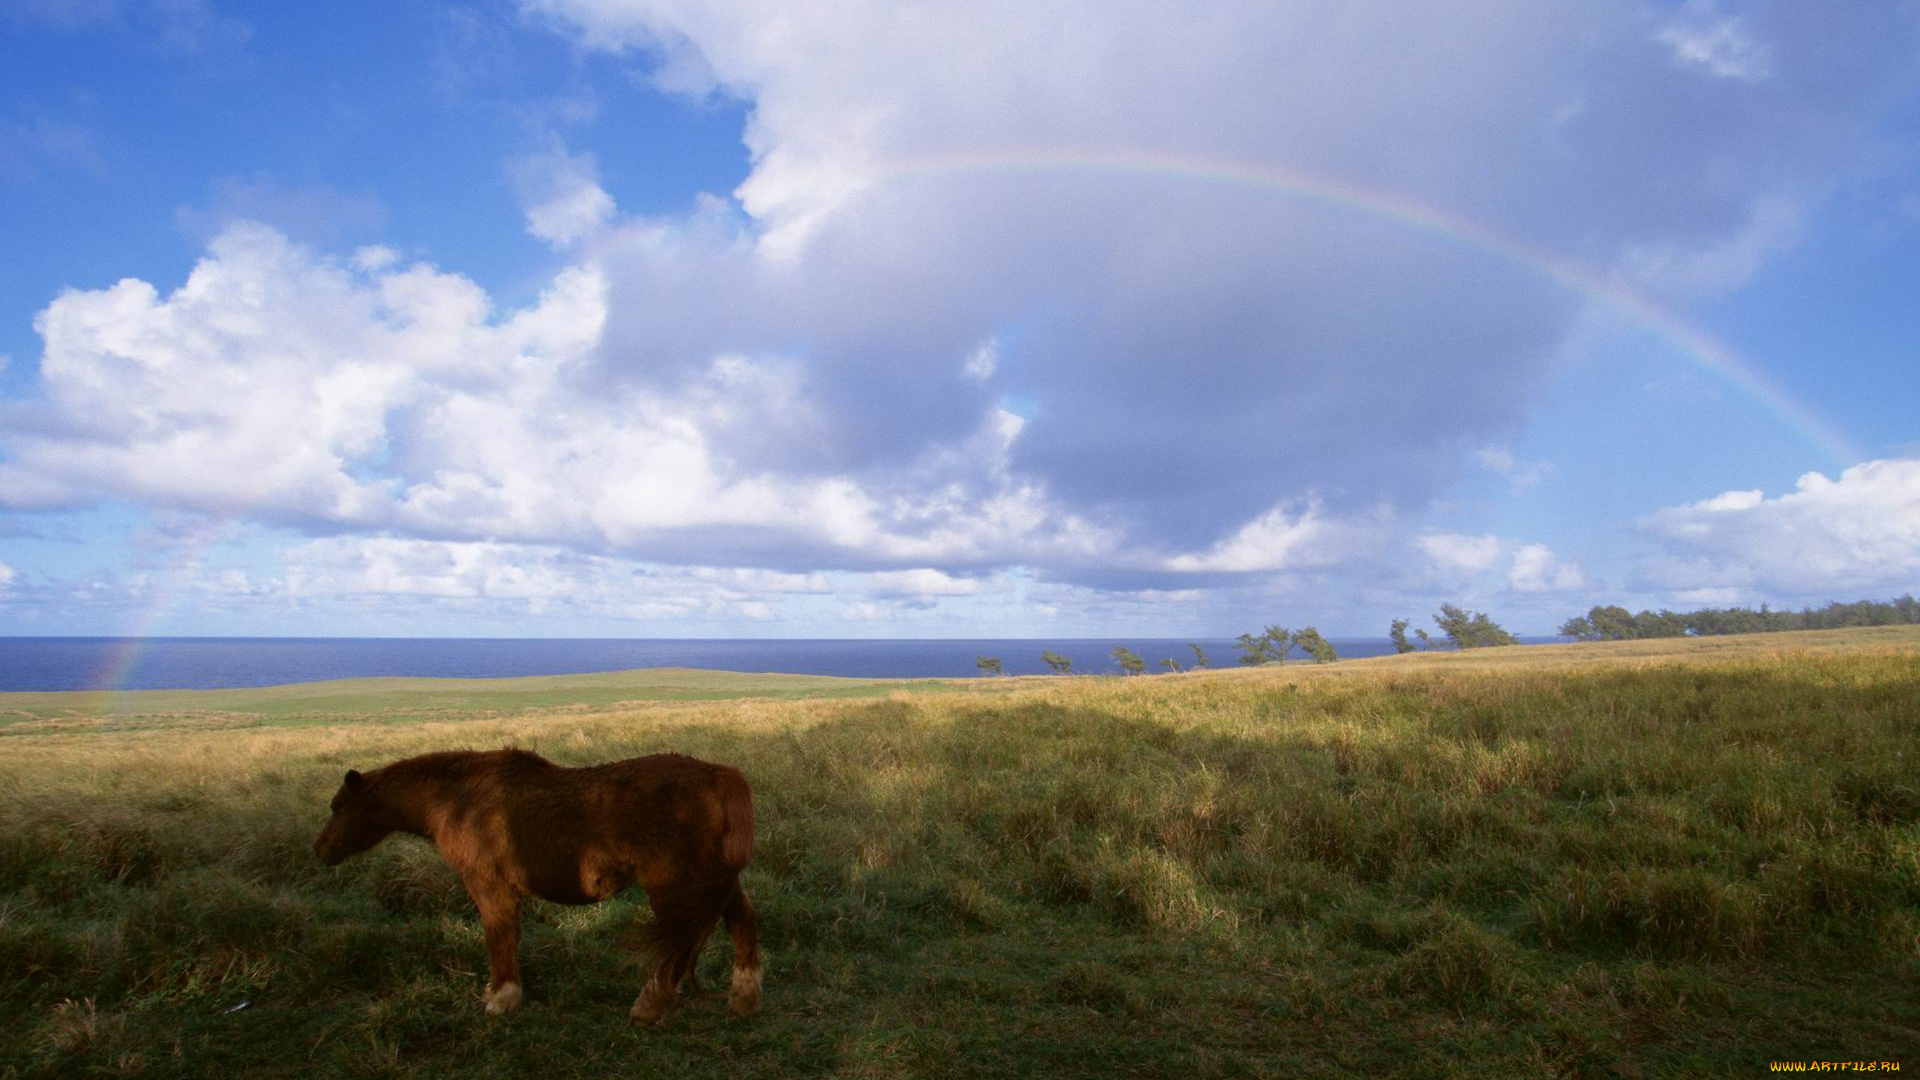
<box><xmin>1</xmin><ymin>0</ymin><xmax>1917</xmax><ymax>638</ymax></box>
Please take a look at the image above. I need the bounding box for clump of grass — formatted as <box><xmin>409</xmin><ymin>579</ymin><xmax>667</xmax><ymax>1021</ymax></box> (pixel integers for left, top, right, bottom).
<box><xmin>1383</xmin><ymin>909</ymin><xmax>1523</xmax><ymax>1006</ymax></box>
<box><xmin>945</xmin><ymin>877</ymin><xmax>1011</xmax><ymax>929</ymax></box>
<box><xmin>0</xmin><ymin>907</ymin><xmax>93</xmax><ymax>985</ymax></box>
<box><xmin>67</xmin><ymin>816</ymin><xmax>168</xmax><ymax>888</ymax></box>
<box><xmin>1836</xmin><ymin>768</ymin><xmax>1920</xmax><ymax>825</ymax></box>
<box><xmin>357</xmin><ymin>844</ymin><xmax>469</xmax><ymax>918</ymax></box>
<box><xmin>1525</xmin><ymin>866</ymin><xmax>1770</xmax><ymax>959</ymax></box>
<box><xmin>1050</xmin><ymin>960</ymin><xmax>1145</xmax><ymax>1014</ymax></box>
<box><xmin>33</xmin><ymin>997</ymin><xmax>138</xmax><ymax>1070</ymax></box>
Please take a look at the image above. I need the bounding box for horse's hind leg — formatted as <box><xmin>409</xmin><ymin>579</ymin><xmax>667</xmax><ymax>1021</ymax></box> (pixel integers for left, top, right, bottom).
<box><xmin>680</xmin><ymin>922</ymin><xmax>717</xmax><ymax>998</ymax></box>
<box><xmin>723</xmin><ymin>878</ymin><xmax>761</xmax><ymax>1017</ymax></box>
<box><xmin>631</xmin><ymin>884</ymin><xmax>719</xmax><ymax>1026</ymax></box>
<box><xmin>471</xmin><ymin>886</ymin><xmax>524</xmax><ymax>1015</ymax></box>
<box><xmin>630</xmin><ymin>962</ymin><xmax>679</xmax><ymax>1026</ymax></box>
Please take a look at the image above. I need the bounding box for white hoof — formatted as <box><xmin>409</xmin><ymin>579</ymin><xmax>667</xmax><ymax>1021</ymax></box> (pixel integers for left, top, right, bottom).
<box><xmin>728</xmin><ymin>965</ymin><xmax>762</xmax><ymax>1017</ymax></box>
<box><xmin>483</xmin><ymin>981</ymin><xmax>522</xmax><ymax>1015</ymax></box>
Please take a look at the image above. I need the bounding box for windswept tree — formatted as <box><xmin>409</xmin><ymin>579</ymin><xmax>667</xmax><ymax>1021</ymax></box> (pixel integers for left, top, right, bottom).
<box><xmin>1111</xmin><ymin>646</ymin><xmax>1146</xmax><ymax>675</ymax></box>
<box><xmin>1188</xmin><ymin>642</ymin><xmax>1210</xmax><ymax>669</ymax></box>
<box><xmin>1389</xmin><ymin>618</ymin><xmax>1414</xmax><ymax>654</ymax></box>
<box><xmin>1414</xmin><ymin>628</ymin><xmax>1432</xmax><ymax>650</ymax></box>
<box><xmin>975</xmin><ymin>656</ymin><xmax>1003</xmax><ymax>676</ymax></box>
<box><xmin>1293</xmin><ymin>627</ymin><xmax>1338</xmax><ymax>663</ymax></box>
<box><xmin>1587</xmin><ymin>604</ymin><xmax>1638</xmax><ymax>641</ymax></box>
<box><xmin>1433</xmin><ymin>603</ymin><xmax>1517</xmax><ymax>649</ymax></box>
<box><xmin>1557</xmin><ymin>615</ymin><xmax>1599</xmax><ymax>642</ymax></box>
<box><xmin>1634</xmin><ymin>609</ymin><xmax>1688</xmax><ymax>638</ymax></box>
<box><xmin>1041</xmin><ymin>649</ymin><xmax>1074</xmax><ymax>675</ymax></box>
<box><xmin>1160</xmin><ymin>657</ymin><xmax>1184</xmax><ymax>673</ymax></box>
<box><xmin>1566</xmin><ymin>604</ymin><xmax>1683</xmax><ymax>641</ymax></box>
<box><xmin>1262</xmin><ymin>625</ymin><xmax>1297</xmax><ymax>663</ymax></box>
<box><xmin>1236</xmin><ymin>625</ymin><xmax>1297</xmax><ymax>665</ymax></box>
<box><xmin>1235</xmin><ymin>632</ymin><xmax>1267</xmax><ymax>665</ymax></box>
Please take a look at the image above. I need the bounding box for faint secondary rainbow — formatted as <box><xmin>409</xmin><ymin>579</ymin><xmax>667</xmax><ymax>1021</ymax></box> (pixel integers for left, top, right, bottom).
<box><xmin>79</xmin><ymin>525</ymin><xmax>229</xmax><ymax>702</ymax></box>
<box><xmin>875</xmin><ymin>147</ymin><xmax>1867</xmax><ymax>469</ymax></box>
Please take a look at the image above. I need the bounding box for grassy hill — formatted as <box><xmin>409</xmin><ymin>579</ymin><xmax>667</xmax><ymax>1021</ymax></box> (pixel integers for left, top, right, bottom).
<box><xmin>0</xmin><ymin>667</ymin><xmax>955</xmax><ymax>734</ymax></box>
<box><xmin>2</xmin><ymin>627</ymin><xmax>1916</xmax><ymax>1077</ymax></box>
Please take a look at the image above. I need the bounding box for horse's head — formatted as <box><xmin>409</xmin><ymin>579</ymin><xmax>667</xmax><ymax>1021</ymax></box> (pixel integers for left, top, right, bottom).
<box><xmin>313</xmin><ymin>769</ymin><xmax>394</xmax><ymax>866</ymax></box>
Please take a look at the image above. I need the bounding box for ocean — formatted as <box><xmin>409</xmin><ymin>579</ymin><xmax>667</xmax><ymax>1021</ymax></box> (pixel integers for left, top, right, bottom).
<box><xmin>0</xmin><ymin>636</ymin><xmax>1409</xmax><ymax>692</ymax></box>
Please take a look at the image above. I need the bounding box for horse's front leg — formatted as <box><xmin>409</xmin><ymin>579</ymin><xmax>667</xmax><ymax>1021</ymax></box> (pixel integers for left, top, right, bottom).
<box><xmin>469</xmin><ymin>883</ymin><xmax>524</xmax><ymax>1015</ymax></box>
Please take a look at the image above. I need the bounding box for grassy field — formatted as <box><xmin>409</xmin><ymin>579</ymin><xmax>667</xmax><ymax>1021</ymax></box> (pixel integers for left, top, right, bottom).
<box><xmin>0</xmin><ymin>668</ymin><xmax>947</xmax><ymax>734</ymax></box>
<box><xmin>2</xmin><ymin>628</ymin><xmax>1916</xmax><ymax>1078</ymax></box>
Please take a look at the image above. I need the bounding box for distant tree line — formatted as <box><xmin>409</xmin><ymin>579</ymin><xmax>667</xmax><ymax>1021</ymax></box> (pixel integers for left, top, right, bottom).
<box><xmin>999</xmin><ymin>603</ymin><xmax>1535</xmax><ymax>678</ymax></box>
<box><xmin>1001</xmin><ymin>603</ymin><xmax>1525</xmax><ymax>679</ymax></box>
<box><xmin>982</xmin><ymin>594</ymin><xmax>1913</xmax><ymax>678</ymax></box>
<box><xmin>1558</xmin><ymin>595</ymin><xmax>1920</xmax><ymax>641</ymax></box>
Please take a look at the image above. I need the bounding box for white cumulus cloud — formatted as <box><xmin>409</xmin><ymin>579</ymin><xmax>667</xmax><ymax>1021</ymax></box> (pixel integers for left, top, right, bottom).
<box><xmin>1421</xmin><ymin>533</ymin><xmax>1589</xmax><ymax>595</ymax></box>
<box><xmin>862</xmin><ymin>568</ymin><xmax>980</xmax><ymax>599</ymax></box>
<box><xmin>1637</xmin><ymin>458</ymin><xmax>1920</xmax><ymax>597</ymax></box>
<box><xmin>1507</xmin><ymin>543</ymin><xmax>1589</xmax><ymax>593</ymax></box>
<box><xmin>0</xmin><ymin>224</ymin><xmax>602</xmax><ymax>524</ymax></box>
<box><xmin>511</xmin><ymin>146</ymin><xmax>617</xmax><ymax>248</ymax></box>
<box><xmin>0</xmin><ymin>223</ymin><xmax>1115</xmax><ymax>575</ymax></box>
<box><xmin>1420</xmin><ymin>532</ymin><xmax>1505</xmax><ymax>577</ymax></box>
<box><xmin>1476</xmin><ymin>446</ymin><xmax>1556</xmax><ymax>492</ymax></box>
<box><xmin>1167</xmin><ymin>499</ymin><xmax>1373</xmax><ymax>574</ymax></box>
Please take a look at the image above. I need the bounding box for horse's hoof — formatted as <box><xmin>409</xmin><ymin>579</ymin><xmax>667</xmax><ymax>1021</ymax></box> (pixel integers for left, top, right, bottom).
<box><xmin>630</xmin><ymin>988</ymin><xmax>672</xmax><ymax>1026</ymax></box>
<box><xmin>728</xmin><ymin>965</ymin><xmax>762</xmax><ymax>1017</ymax></box>
<box><xmin>483</xmin><ymin>981</ymin><xmax>522</xmax><ymax>1015</ymax></box>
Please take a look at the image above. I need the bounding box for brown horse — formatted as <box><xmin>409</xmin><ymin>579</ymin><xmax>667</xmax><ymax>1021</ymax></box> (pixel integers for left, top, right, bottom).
<box><xmin>312</xmin><ymin>748</ymin><xmax>761</xmax><ymax>1024</ymax></box>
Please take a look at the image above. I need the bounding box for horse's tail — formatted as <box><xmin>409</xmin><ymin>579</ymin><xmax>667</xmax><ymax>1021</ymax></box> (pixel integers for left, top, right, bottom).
<box><xmin>637</xmin><ymin>875</ymin><xmax>732</xmax><ymax>1000</ymax></box>
<box><xmin>716</xmin><ymin>766</ymin><xmax>754</xmax><ymax>872</ymax></box>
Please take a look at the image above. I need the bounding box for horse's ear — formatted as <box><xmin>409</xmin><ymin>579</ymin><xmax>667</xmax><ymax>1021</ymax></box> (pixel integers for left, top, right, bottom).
<box><xmin>344</xmin><ymin>769</ymin><xmax>364</xmax><ymax>792</ymax></box>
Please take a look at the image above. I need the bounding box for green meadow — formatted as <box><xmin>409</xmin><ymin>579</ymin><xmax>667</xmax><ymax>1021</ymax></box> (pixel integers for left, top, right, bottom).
<box><xmin>0</xmin><ymin>668</ymin><xmax>945</xmax><ymax>734</ymax></box>
<box><xmin>3</xmin><ymin>628</ymin><xmax>1916</xmax><ymax>1078</ymax></box>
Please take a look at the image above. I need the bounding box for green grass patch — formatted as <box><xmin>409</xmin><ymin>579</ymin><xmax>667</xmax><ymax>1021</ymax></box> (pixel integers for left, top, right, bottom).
<box><xmin>0</xmin><ymin>667</ymin><xmax>960</xmax><ymax>734</ymax></box>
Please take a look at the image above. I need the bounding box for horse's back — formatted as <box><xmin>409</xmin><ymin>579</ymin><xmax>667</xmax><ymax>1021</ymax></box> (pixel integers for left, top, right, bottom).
<box><xmin>597</xmin><ymin>754</ymin><xmax>740</xmax><ymax>855</ymax></box>
<box><xmin>492</xmin><ymin>752</ymin><xmax>744</xmax><ymax>901</ymax></box>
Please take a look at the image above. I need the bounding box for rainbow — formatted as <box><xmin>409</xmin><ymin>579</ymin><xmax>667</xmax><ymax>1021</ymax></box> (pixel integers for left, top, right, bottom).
<box><xmin>874</xmin><ymin>147</ymin><xmax>1867</xmax><ymax>469</ymax></box>
<box><xmin>76</xmin><ymin>540</ymin><xmax>208</xmax><ymax>709</ymax></box>
<box><xmin>86</xmin><ymin>636</ymin><xmax>150</xmax><ymax>698</ymax></box>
